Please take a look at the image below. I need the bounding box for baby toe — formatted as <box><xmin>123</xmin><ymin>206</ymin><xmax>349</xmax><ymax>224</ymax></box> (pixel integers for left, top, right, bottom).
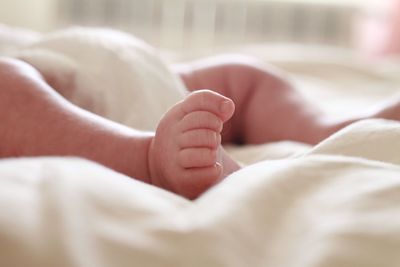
<box><xmin>180</xmin><ymin>111</ymin><xmax>223</xmax><ymax>132</ymax></box>
<box><xmin>178</xmin><ymin>129</ymin><xmax>221</xmax><ymax>149</ymax></box>
<box><xmin>178</xmin><ymin>164</ymin><xmax>223</xmax><ymax>199</ymax></box>
<box><xmin>178</xmin><ymin>147</ymin><xmax>217</xmax><ymax>168</ymax></box>
<box><xmin>180</xmin><ymin>90</ymin><xmax>235</xmax><ymax>122</ymax></box>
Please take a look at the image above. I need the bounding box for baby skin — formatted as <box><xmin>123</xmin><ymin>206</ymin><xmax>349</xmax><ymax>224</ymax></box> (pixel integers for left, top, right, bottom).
<box><xmin>0</xmin><ymin>57</ymin><xmax>238</xmax><ymax>199</ymax></box>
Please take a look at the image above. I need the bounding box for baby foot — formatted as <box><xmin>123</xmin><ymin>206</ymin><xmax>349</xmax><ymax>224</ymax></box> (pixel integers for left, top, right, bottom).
<box><xmin>148</xmin><ymin>90</ymin><xmax>240</xmax><ymax>199</ymax></box>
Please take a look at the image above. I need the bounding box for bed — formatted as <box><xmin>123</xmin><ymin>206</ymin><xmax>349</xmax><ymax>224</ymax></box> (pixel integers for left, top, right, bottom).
<box><xmin>1</xmin><ymin>25</ymin><xmax>400</xmax><ymax>267</ymax></box>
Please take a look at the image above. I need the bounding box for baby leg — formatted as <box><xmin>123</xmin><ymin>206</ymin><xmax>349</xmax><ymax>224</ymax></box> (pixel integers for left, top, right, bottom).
<box><xmin>0</xmin><ymin>57</ymin><xmax>153</xmax><ymax>182</ymax></box>
<box><xmin>177</xmin><ymin>55</ymin><xmax>400</xmax><ymax>145</ymax></box>
<box><xmin>148</xmin><ymin>90</ymin><xmax>240</xmax><ymax>199</ymax></box>
<box><xmin>176</xmin><ymin>55</ymin><xmax>330</xmax><ymax>144</ymax></box>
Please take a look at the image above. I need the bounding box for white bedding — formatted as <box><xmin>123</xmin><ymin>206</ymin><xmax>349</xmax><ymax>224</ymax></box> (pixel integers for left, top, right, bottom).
<box><xmin>1</xmin><ymin>26</ymin><xmax>400</xmax><ymax>267</ymax></box>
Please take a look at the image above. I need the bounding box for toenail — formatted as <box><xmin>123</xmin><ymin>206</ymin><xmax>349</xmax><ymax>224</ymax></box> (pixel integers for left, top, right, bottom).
<box><xmin>220</xmin><ymin>100</ymin><xmax>232</xmax><ymax>114</ymax></box>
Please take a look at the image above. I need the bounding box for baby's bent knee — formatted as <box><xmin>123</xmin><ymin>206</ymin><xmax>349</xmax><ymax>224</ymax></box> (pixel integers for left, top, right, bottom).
<box><xmin>0</xmin><ymin>57</ymin><xmax>44</xmax><ymax>90</ymax></box>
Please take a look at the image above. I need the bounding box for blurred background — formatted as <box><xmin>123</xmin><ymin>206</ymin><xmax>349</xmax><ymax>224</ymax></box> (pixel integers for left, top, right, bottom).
<box><xmin>0</xmin><ymin>0</ymin><xmax>399</xmax><ymax>58</ymax></box>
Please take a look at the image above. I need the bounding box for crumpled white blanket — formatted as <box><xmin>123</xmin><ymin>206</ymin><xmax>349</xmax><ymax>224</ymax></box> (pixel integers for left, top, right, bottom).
<box><xmin>11</xmin><ymin>27</ymin><xmax>187</xmax><ymax>131</ymax></box>
<box><xmin>1</xmin><ymin>120</ymin><xmax>400</xmax><ymax>267</ymax></box>
<box><xmin>1</xmin><ymin>27</ymin><xmax>400</xmax><ymax>267</ymax></box>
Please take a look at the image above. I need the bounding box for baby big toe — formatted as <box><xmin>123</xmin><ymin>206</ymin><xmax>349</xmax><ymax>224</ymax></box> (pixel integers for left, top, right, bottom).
<box><xmin>182</xmin><ymin>90</ymin><xmax>235</xmax><ymax>123</ymax></box>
